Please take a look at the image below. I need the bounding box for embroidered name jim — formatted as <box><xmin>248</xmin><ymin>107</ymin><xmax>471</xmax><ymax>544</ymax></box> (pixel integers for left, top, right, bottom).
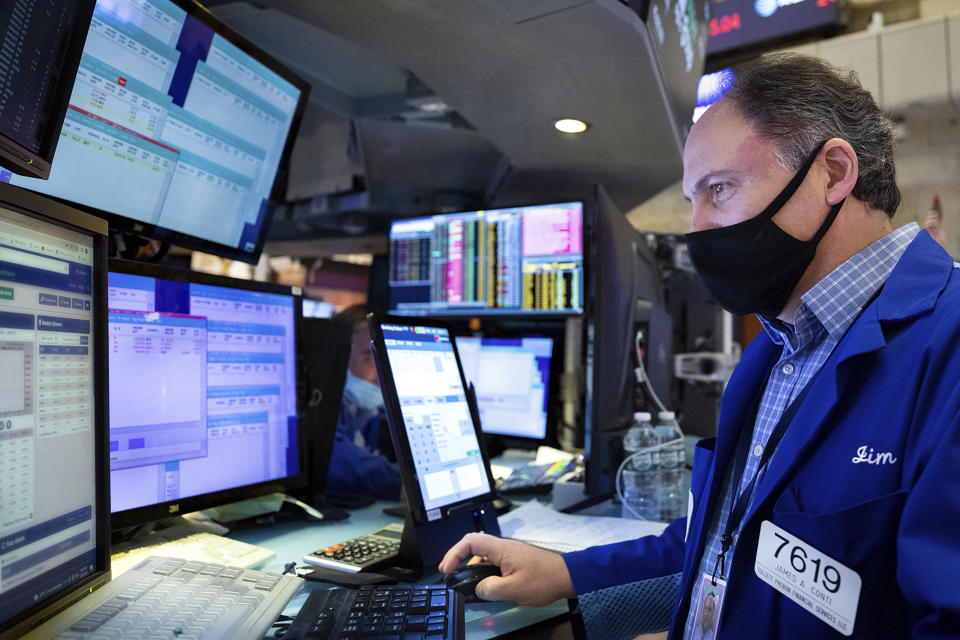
<box><xmin>851</xmin><ymin>446</ymin><xmax>897</xmax><ymax>465</ymax></box>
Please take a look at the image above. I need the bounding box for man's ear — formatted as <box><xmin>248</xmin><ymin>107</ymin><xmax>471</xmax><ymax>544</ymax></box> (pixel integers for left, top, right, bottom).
<box><xmin>822</xmin><ymin>138</ymin><xmax>858</xmax><ymax>206</ymax></box>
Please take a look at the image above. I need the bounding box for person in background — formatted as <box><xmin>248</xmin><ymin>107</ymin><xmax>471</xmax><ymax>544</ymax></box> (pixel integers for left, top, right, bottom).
<box><xmin>325</xmin><ymin>303</ymin><xmax>402</xmax><ymax>500</ymax></box>
<box><xmin>923</xmin><ymin>194</ymin><xmax>947</xmax><ymax>249</ymax></box>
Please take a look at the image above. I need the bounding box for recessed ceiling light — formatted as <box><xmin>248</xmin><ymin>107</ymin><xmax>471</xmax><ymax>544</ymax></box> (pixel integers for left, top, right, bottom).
<box><xmin>554</xmin><ymin>118</ymin><xmax>589</xmax><ymax>134</ymax></box>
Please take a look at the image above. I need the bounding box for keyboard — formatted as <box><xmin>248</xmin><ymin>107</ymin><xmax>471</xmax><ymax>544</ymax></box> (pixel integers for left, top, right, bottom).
<box><xmin>282</xmin><ymin>585</ymin><xmax>464</xmax><ymax>639</ymax></box>
<box><xmin>27</xmin><ymin>556</ymin><xmax>300</xmax><ymax>640</ymax></box>
<box><xmin>111</xmin><ymin>529</ymin><xmax>276</xmax><ymax>575</ymax></box>
<box><xmin>302</xmin><ymin>523</ymin><xmax>402</xmax><ymax>573</ymax></box>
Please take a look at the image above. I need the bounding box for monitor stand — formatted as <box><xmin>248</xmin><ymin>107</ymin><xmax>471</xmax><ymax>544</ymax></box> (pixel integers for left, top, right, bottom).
<box><xmin>384</xmin><ymin>496</ymin><xmax>513</xmax><ymax>519</ymax></box>
<box><xmin>394</xmin><ymin>499</ymin><xmax>501</xmax><ymax>572</ymax></box>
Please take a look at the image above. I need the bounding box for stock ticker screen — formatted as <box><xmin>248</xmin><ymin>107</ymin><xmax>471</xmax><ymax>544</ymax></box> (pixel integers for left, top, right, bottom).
<box><xmin>389</xmin><ymin>202</ymin><xmax>583</xmax><ymax>317</ymax></box>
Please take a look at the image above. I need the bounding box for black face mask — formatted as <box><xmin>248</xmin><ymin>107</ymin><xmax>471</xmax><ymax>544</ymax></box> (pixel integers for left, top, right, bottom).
<box><xmin>684</xmin><ymin>140</ymin><xmax>844</xmax><ymax>318</ymax></box>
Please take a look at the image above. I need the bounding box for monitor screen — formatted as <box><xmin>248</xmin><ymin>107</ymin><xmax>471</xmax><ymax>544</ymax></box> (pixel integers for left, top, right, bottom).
<box><xmin>0</xmin><ymin>191</ymin><xmax>107</xmax><ymax>633</ymax></box>
<box><xmin>706</xmin><ymin>0</ymin><xmax>840</xmax><ymax>56</ymax></box>
<box><xmin>456</xmin><ymin>336</ymin><xmax>553</xmax><ymax>440</ymax></box>
<box><xmin>107</xmin><ymin>266</ymin><xmax>299</xmax><ymax>519</ymax></box>
<box><xmin>3</xmin><ymin>0</ymin><xmax>309</xmax><ymax>263</ymax></box>
<box><xmin>0</xmin><ymin>0</ymin><xmax>96</xmax><ymax>179</ymax></box>
<box><xmin>302</xmin><ymin>298</ymin><xmax>334</xmax><ymax>319</ymax></box>
<box><xmin>389</xmin><ymin>201</ymin><xmax>584</xmax><ymax>317</ymax></box>
<box><xmin>379</xmin><ymin>323</ymin><xmax>493</xmax><ymax>513</ymax></box>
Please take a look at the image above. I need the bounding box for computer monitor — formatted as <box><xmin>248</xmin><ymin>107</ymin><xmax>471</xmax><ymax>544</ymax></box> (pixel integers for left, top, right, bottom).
<box><xmin>0</xmin><ymin>0</ymin><xmax>97</xmax><ymax>180</ymax></box>
<box><xmin>389</xmin><ymin>201</ymin><xmax>584</xmax><ymax>317</ymax></box>
<box><xmin>0</xmin><ymin>183</ymin><xmax>110</xmax><ymax>637</ymax></box>
<box><xmin>455</xmin><ymin>336</ymin><xmax>554</xmax><ymax>441</ymax></box>
<box><xmin>302</xmin><ymin>298</ymin><xmax>335</xmax><ymax>319</ymax></box>
<box><xmin>4</xmin><ymin>0</ymin><xmax>310</xmax><ymax>263</ymax></box>
<box><xmin>584</xmin><ymin>184</ymin><xmax>672</xmax><ymax>497</ymax></box>
<box><xmin>369</xmin><ymin>316</ymin><xmax>500</xmax><ymax>567</ymax></box>
<box><xmin>106</xmin><ymin>260</ymin><xmax>302</xmax><ymax>528</ymax></box>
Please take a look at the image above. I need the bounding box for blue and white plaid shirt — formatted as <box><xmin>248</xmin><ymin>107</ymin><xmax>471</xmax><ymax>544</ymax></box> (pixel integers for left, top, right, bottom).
<box><xmin>682</xmin><ymin>223</ymin><xmax>920</xmax><ymax>639</ymax></box>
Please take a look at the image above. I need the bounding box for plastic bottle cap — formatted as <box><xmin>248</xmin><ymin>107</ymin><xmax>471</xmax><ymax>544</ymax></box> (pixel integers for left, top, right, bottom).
<box><xmin>658</xmin><ymin>411</ymin><xmax>676</xmax><ymax>420</ymax></box>
<box><xmin>633</xmin><ymin>412</ymin><xmax>652</xmax><ymax>422</ymax></box>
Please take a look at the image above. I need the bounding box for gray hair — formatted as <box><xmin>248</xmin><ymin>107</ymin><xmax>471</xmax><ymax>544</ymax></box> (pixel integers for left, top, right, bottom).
<box><xmin>722</xmin><ymin>53</ymin><xmax>900</xmax><ymax>217</ymax></box>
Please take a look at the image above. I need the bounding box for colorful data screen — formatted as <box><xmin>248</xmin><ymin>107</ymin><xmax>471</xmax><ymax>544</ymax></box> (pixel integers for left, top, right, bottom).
<box><xmin>389</xmin><ymin>202</ymin><xmax>583</xmax><ymax>316</ymax></box>
<box><xmin>107</xmin><ymin>271</ymin><xmax>299</xmax><ymax>513</ymax></box>
<box><xmin>4</xmin><ymin>0</ymin><xmax>304</xmax><ymax>260</ymax></box>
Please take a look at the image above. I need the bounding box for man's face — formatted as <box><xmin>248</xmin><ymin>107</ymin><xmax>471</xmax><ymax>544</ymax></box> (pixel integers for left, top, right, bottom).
<box><xmin>682</xmin><ymin>98</ymin><xmax>827</xmax><ymax>239</ymax></box>
<box><xmin>701</xmin><ymin>593</ymin><xmax>715</xmax><ymax>628</ymax></box>
<box><xmin>349</xmin><ymin>326</ymin><xmax>379</xmax><ymax>385</ymax></box>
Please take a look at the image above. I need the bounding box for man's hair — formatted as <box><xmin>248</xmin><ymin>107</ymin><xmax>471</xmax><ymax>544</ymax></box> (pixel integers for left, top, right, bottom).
<box><xmin>333</xmin><ymin>303</ymin><xmax>381</xmax><ymax>330</ymax></box>
<box><xmin>723</xmin><ymin>53</ymin><xmax>900</xmax><ymax>217</ymax></box>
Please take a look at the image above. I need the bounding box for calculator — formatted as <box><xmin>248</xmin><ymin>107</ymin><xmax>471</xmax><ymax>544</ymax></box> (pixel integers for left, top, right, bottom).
<box><xmin>302</xmin><ymin>522</ymin><xmax>403</xmax><ymax>573</ymax></box>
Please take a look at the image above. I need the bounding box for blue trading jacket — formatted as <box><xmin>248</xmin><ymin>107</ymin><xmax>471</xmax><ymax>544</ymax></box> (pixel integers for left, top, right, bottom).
<box><xmin>563</xmin><ymin>231</ymin><xmax>960</xmax><ymax>638</ymax></box>
<box><xmin>326</xmin><ymin>397</ymin><xmax>402</xmax><ymax>500</ymax></box>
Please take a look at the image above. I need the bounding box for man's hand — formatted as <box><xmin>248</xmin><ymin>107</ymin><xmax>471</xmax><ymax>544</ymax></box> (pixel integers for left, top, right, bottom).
<box><xmin>438</xmin><ymin>532</ymin><xmax>575</xmax><ymax>607</ymax></box>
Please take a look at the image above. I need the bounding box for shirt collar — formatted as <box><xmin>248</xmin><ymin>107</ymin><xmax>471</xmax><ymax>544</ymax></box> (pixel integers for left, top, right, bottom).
<box><xmin>759</xmin><ymin>222</ymin><xmax>920</xmax><ymax>346</ymax></box>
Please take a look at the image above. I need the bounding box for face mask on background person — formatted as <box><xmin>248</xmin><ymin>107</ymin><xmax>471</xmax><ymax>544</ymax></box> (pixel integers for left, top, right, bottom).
<box><xmin>342</xmin><ymin>371</ymin><xmax>384</xmax><ymax>411</ymax></box>
<box><xmin>684</xmin><ymin>140</ymin><xmax>844</xmax><ymax>318</ymax></box>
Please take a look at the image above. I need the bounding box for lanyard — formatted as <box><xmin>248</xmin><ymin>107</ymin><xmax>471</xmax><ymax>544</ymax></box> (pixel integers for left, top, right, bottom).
<box><xmin>710</xmin><ymin>287</ymin><xmax>883</xmax><ymax>585</ymax></box>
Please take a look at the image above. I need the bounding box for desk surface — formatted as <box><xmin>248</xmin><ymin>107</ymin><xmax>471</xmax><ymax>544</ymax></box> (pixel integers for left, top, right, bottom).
<box><xmin>228</xmin><ymin>499</ymin><xmax>569</xmax><ymax>639</ymax></box>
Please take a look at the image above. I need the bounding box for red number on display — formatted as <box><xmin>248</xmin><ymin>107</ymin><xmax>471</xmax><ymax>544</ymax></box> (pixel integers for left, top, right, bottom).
<box><xmin>709</xmin><ymin>13</ymin><xmax>741</xmax><ymax>37</ymax></box>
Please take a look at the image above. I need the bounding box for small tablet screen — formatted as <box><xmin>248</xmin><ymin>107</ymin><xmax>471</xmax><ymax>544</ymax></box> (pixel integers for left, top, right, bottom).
<box><xmin>379</xmin><ymin>323</ymin><xmax>492</xmax><ymax>512</ymax></box>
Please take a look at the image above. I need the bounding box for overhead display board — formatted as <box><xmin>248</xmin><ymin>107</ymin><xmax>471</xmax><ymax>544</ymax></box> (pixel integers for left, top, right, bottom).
<box><xmin>707</xmin><ymin>0</ymin><xmax>841</xmax><ymax>56</ymax></box>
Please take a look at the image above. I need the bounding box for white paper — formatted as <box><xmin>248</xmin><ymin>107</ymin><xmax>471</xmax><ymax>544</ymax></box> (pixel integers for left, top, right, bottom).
<box><xmin>489</xmin><ymin>464</ymin><xmax>514</xmax><ymax>480</ymax></box>
<box><xmin>498</xmin><ymin>500</ymin><xmax>668</xmax><ymax>552</ymax></box>
<box><xmin>534</xmin><ymin>446</ymin><xmax>576</xmax><ymax>465</ymax></box>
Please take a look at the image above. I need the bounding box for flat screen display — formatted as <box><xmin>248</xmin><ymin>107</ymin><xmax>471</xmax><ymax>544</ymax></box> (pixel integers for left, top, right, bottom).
<box><xmin>0</xmin><ymin>0</ymin><xmax>96</xmax><ymax>179</ymax></box>
<box><xmin>456</xmin><ymin>336</ymin><xmax>553</xmax><ymax>440</ymax></box>
<box><xmin>4</xmin><ymin>0</ymin><xmax>308</xmax><ymax>262</ymax></box>
<box><xmin>302</xmin><ymin>298</ymin><xmax>334</xmax><ymax>319</ymax></box>
<box><xmin>0</xmin><ymin>202</ymin><xmax>99</xmax><ymax>630</ymax></box>
<box><xmin>706</xmin><ymin>0</ymin><xmax>840</xmax><ymax>56</ymax></box>
<box><xmin>380</xmin><ymin>323</ymin><xmax>493</xmax><ymax>512</ymax></box>
<box><xmin>389</xmin><ymin>202</ymin><xmax>583</xmax><ymax>316</ymax></box>
<box><xmin>107</xmin><ymin>269</ymin><xmax>299</xmax><ymax>514</ymax></box>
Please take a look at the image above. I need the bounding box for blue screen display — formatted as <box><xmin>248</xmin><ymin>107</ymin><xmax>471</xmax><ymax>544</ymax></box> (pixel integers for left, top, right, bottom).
<box><xmin>6</xmin><ymin>0</ymin><xmax>302</xmax><ymax>257</ymax></box>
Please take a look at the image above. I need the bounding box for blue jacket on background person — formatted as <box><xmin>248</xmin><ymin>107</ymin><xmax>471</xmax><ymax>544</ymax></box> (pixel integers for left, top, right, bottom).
<box><xmin>325</xmin><ymin>371</ymin><xmax>401</xmax><ymax>500</ymax></box>
<box><xmin>563</xmin><ymin>230</ymin><xmax>960</xmax><ymax>638</ymax></box>
<box><xmin>324</xmin><ymin>304</ymin><xmax>402</xmax><ymax>501</ymax></box>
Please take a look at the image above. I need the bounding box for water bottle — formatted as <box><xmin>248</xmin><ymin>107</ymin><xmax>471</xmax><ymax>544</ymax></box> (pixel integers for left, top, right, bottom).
<box><xmin>655</xmin><ymin>411</ymin><xmax>687</xmax><ymax>522</ymax></box>
<box><xmin>622</xmin><ymin>412</ymin><xmax>659</xmax><ymax>520</ymax></box>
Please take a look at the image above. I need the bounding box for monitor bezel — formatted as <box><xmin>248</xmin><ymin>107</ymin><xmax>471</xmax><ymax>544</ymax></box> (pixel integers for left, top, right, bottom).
<box><xmin>12</xmin><ymin>0</ymin><xmax>311</xmax><ymax>264</ymax></box>
<box><xmin>388</xmin><ymin>200</ymin><xmax>586</xmax><ymax>318</ymax></box>
<box><xmin>106</xmin><ymin>258</ymin><xmax>305</xmax><ymax>529</ymax></box>
<box><xmin>369</xmin><ymin>315</ymin><xmax>499</xmax><ymax>525</ymax></box>
<box><xmin>0</xmin><ymin>183</ymin><xmax>111</xmax><ymax>638</ymax></box>
<box><xmin>0</xmin><ymin>0</ymin><xmax>97</xmax><ymax>180</ymax></box>
<box><xmin>455</xmin><ymin>332</ymin><xmax>559</xmax><ymax>444</ymax></box>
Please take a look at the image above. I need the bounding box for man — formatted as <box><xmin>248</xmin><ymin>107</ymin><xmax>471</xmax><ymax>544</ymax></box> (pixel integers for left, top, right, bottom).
<box><xmin>325</xmin><ymin>304</ymin><xmax>402</xmax><ymax>500</ymax></box>
<box><xmin>440</xmin><ymin>53</ymin><xmax>960</xmax><ymax>638</ymax></box>
<box><xmin>693</xmin><ymin>591</ymin><xmax>715</xmax><ymax>640</ymax></box>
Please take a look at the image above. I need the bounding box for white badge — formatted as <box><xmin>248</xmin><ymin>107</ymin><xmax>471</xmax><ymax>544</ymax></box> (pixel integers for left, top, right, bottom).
<box><xmin>754</xmin><ymin>520</ymin><xmax>861</xmax><ymax>636</ymax></box>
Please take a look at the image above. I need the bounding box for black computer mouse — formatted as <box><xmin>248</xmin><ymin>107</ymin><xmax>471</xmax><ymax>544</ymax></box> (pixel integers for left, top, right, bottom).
<box><xmin>445</xmin><ymin>563</ymin><xmax>502</xmax><ymax>601</ymax></box>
